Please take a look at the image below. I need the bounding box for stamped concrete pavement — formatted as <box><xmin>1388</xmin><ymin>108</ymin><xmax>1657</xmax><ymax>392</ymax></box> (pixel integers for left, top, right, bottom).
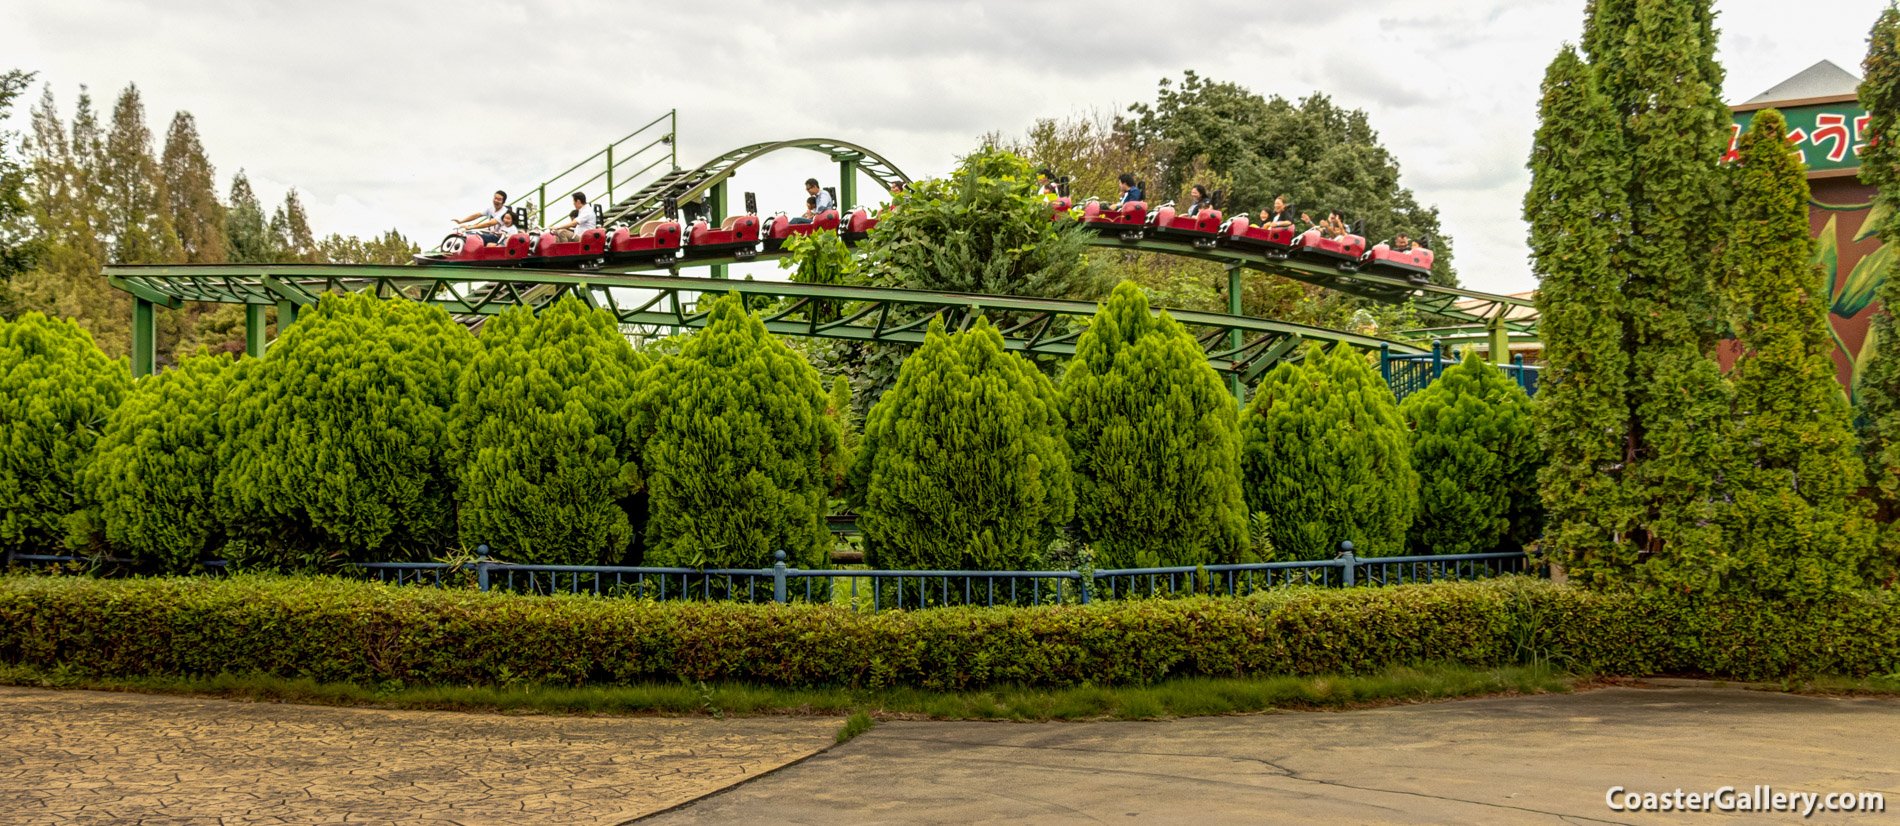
<box><xmin>0</xmin><ymin>686</ymin><xmax>841</xmax><ymax>825</ymax></box>
<box><xmin>644</xmin><ymin>686</ymin><xmax>1900</xmax><ymax>825</ymax></box>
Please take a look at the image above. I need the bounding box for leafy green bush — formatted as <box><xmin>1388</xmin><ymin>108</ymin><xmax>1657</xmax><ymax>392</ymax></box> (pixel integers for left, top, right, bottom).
<box><xmin>852</xmin><ymin>318</ymin><xmax>1073</xmax><ymax>572</ymax></box>
<box><xmin>0</xmin><ymin>312</ymin><xmax>131</xmax><ymax>554</ymax></box>
<box><xmin>4</xmin><ymin>574</ymin><xmax>1897</xmax><ymax>689</ymax></box>
<box><xmin>452</xmin><ymin>298</ymin><xmax>648</xmax><ymax>566</ymax></box>
<box><xmin>1400</xmin><ymin>351</ymin><xmax>1542</xmax><ymax>555</ymax></box>
<box><xmin>82</xmin><ymin>351</ymin><xmax>240</xmax><ymax>571</ymax></box>
<box><xmin>215</xmin><ymin>292</ymin><xmax>477</xmax><ymax>565</ymax></box>
<box><xmin>629</xmin><ymin>293</ymin><xmax>841</xmax><ymax>569</ymax></box>
<box><xmin>1061</xmin><ymin>282</ymin><xmax>1246</xmax><ymax>568</ymax></box>
<box><xmin>1242</xmin><ymin>345</ymin><xmax>1418</xmax><ymax>559</ymax></box>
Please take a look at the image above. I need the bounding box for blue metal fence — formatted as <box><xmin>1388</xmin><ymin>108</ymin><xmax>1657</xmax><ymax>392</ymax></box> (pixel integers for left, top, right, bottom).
<box><xmin>1382</xmin><ymin>347</ymin><xmax>1541</xmax><ymax>403</ymax></box>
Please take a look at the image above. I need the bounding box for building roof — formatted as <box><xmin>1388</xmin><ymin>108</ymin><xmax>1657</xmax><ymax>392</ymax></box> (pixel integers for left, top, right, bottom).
<box><xmin>1744</xmin><ymin>59</ymin><xmax>1861</xmax><ymax>105</ymax></box>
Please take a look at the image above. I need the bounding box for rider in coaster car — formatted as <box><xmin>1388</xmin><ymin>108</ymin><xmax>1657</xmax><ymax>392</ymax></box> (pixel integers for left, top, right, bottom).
<box><xmin>1258</xmin><ymin>195</ymin><xmax>1303</xmax><ymax>231</ymax></box>
<box><xmin>454</xmin><ymin>190</ymin><xmax>509</xmax><ymax>240</ymax></box>
<box><xmin>808</xmin><ymin>178</ymin><xmax>835</xmax><ymax>213</ymax></box>
<box><xmin>1313</xmin><ymin>210</ymin><xmax>1349</xmax><ymax>240</ymax></box>
<box><xmin>1186</xmin><ymin>184</ymin><xmax>1213</xmax><ymax>217</ymax></box>
<box><xmin>545</xmin><ymin>192</ymin><xmax>596</xmax><ymax>242</ymax></box>
<box><xmin>1037</xmin><ymin>168</ymin><xmax>1061</xmax><ymax>201</ymax></box>
<box><xmin>790</xmin><ymin>195</ymin><xmax>818</xmax><ymax>225</ymax></box>
<box><xmin>1113</xmin><ymin>173</ymin><xmax>1143</xmax><ymax>208</ymax></box>
<box><xmin>487</xmin><ymin>209</ymin><xmax>521</xmax><ymax>243</ymax></box>
<box><xmin>1391</xmin><ymin>232</ymin><xmax>1414</xmax><ymax>252</ymax></box>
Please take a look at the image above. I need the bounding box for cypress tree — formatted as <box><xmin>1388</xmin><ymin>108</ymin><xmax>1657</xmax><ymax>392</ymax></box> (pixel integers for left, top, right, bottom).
<box><xmin>1240</xmin><ymin>345</ymin><xmax>1417</xmax><ymax>560</ymax></box>
<box><xmin>1401</xmin><ymin>350</ymin><xmax>1542</xmax><ymax>556</ymax></box>
<box><xmin>100</xmin><ymin>84</ymin><xmax>181</xmax><ymax>266</ymax></box>
<box><xmin>453</xmin><ymin>297</ymin><xmax>648</xmax><ymax>566</ymax></box>
<box><xmin>1715</xmin><ymin>109</ymin><xmax>1877</xmax><ymax>597</ymax></box>
<box><xmin>224</xmin><ymin>171</ymin><xmax>277</xmax><ymax>264</ymax></box>
<box><xmin>1060</xmin><ymin>281</ymin><xmax>1246</xmax><ymax>568</ymax></box>
<box><xmin>82</xmin><ymin>351</ymin><xmax>239</xmax><ymax>571</ymax></box>
<box><xmin>270</xmin><ymin>189</ymin><xmax>317</xmax><ymax>263</ymax></box>
<box><xmin>629</xmin><ymin>293</ymin><xmax>841</xmax><ymax>569</ymax></box>
<box><xmin>1525</xmin><ymin>47</ymin><xmax>1639</xmax><ymax>585</ymax></box>
<box><xmin>851</xmin><ymin>317</ymin><xmax>1074</xmax><ymax>572</ymax></box>
<box><xmin>215</xmin><ymin>292</ymin><xmax>476</xmax><ymax>565</ymax></box>
<box><xmin>1855</xmin><ymin>5</ymin><xmax>1900</xmax><ymax>532</ymax></box>
<box><xmin>159</xmin><ymin>111</ymin><xmax>227</xmax><ymax>265</ymax></box>
<box><xmin>0</xmin><ymin>312</ymin><xmax>130</xmax><ymax>554</ymax></box>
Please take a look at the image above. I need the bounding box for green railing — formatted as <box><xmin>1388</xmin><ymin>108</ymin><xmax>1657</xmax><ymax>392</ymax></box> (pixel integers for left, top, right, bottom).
<box><xmin>509</xmin><ymin>110</ymin><xmax>677</xmax><ymax>227</ymax></box>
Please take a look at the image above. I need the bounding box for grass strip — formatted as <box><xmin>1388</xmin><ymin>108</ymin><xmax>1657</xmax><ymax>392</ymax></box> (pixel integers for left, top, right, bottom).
<box><xmin>0</xmin><ymin>661</ymin><xmax>1574</xmax><ymax>721</ymax></box>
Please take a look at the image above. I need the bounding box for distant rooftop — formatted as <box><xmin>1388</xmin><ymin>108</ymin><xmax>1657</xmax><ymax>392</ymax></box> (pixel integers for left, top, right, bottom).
<box><xmin>1744</xmin><ymin>59</ymin><xmax>1861</xmax><ymax>105</ymax></box>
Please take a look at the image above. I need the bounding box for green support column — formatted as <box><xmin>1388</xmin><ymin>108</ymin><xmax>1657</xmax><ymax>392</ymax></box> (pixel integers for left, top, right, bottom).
<box><xmin>132</xmin><ymin>296</ymin><xmax>155</xmax><ymax>378</ymax></box>
<box><xmin>276</xmin><ymin>300</ymin><xmax>298</xmax><ymax>333</ymax></box>
<box><xmin>839</xmin><ymin>159</ymin><xmax>858</xmax><ymax>211</ymax></box>
<box><xmin>709</xmin><ymin>180</ymin><xmax>729</xmax><ymax>280</ymax></box>
<box><xmin>245</xmin><ymin>304</ymin><xmax>268</xmax><ymax>358</ymax></box>
<box><xmin>1228</xmin><ymin>263</ymin><xmax>1244</xmax><ymax>405</ymax></box>
<box><xmin>1486</xmin><ymin>316</ymin><xmax>1510</xmax><ymax>366</ymax></box>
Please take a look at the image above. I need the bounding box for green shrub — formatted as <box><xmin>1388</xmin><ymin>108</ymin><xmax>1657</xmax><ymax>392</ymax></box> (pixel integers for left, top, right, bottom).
<box><xmin>0</xmin><ymin>312</ymin><xmax>131</xmax><ymax>554</ymax></box>
<box><xmin>82</xmin><ymin>351</ymin><xmax>240</xmax><ymax>571</ymax></box>
<box><xmin>3</xmin><ymin>575</ymin><xmax>1897</xmax><ymax>689</ymax></box>
<box><xmin>1061</xmin><ymin>282</ymin><xmax>1247</xmax><ymax>568</ymax></box>
<box><xmin>215</xmin><ymin>292</ymin><xmax>477</xmax><ymax>565</ymax></box>
<box><xmin>1242</xmin><ymin>345</ymin><xmax>1418</xmax><ymax>559</ymax></box>
<box><xmin>852</xmin><ymin>317</ymin><xmax>1073</xmax><ymax>571</ymax></box>
<box><xmin>1400</xmin><ymin>351</ymin><xmax>1542</xmax><ymax>555</ymax></box>
<box><xmin>452</xmin><ymin>297</ymin><xmax>648</xmax><ymax>566</ymax></box>
<box><xmin>629</xmin><ymin>293</ymin><xmax>841</xmax><ymax>569</ymax></box>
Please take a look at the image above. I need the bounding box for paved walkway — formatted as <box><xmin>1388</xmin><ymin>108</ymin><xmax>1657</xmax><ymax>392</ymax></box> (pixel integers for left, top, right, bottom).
<box><xmin>0</xmin><ymin>686</ymin><xmax>841</xmax><ymax>825</ymax></box>
<box><xmin>648</xmin><ymin>685</ymin><xmax>1900</xmax><ymax>825</ymax></box>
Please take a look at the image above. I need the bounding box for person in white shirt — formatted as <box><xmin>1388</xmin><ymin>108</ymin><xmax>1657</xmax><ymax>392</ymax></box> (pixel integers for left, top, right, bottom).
<box><xmin>545</xmin><ymin>192</ymin><xmax>596</xmax><ymax>242</ymax></box>
<box><xmin>453</xmin><ymin>190</ymin><xmax>508</xmax><ymax>233</ymax></box>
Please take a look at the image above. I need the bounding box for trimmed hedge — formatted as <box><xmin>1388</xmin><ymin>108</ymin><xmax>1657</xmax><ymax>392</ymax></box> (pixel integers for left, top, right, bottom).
<box><xmin>2</xmin><ymin>575</ymin><xmax>1895</xmax><ymax>689</ymax></box>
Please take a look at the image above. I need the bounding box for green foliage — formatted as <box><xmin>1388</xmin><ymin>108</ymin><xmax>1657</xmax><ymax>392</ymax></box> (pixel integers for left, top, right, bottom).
<box><xmin>0</xmin><ymin>69</ymin><xmax>41</xmax><ymax>312</ymax></box>
<box><xmin>223</xmin><ymin>171</ymin><xmax>276</xmax><ymax>265</ymax></box>
<box><xmin>8</xmin><ymin>575</ymin><xmax>1900</xmax><ymax>689</ymax></box>
<box><xmin>0</xmin><ymin>312</ymin><xmax>130</xmax><ymax>553</ymax></box>
<box><xmin>452</xmin><ymin>297</ymin><xmax>648</xmax><ymax>566</ymax></box>
<box><xmin>1401</xmin><ymin>351</ymin><xmax>1541</xmax><ymax>555</ymax></box>
<box><xmin>629</xmin><ymin>293</ymin><xmax>840</xmax><ymax>569</ymax></box>
<box><xmin>82</xmin><ymin>351</ymin><xmax>238</xmax><ymax>571</ymax></box>
<box><xmin>1857</xmin><ymin>5</ymin><xmax>1900</xmax><ymax>537</ymax></box>
<box><xmin>1241</xmin><ymin>345</ymin><xmax>1417</xmax><ymax>560</ymax></box>
<box><xmin>1061</xmin><ymin>282</ymin><xmax>1246</xmax><ymax>568</ymax></box>
<box><xmin>1712</xmin><ymin>109</ymin><xmax>1879</xmax><ymax>598</ymax></box>
<box><xmin>778</xmin><ymin>227</ymin><xmax>856</xmax><ymax>287</ymax></box>
<box><xmin>1526</xmin><ymin>47</ymin><xmax>1636</xmax><ymax>587</ymax></box>
<box><xmin>160</xmin><ymin>112</ymin><xmax>227</xmax><ymax>265</ymax></box>
<box><xmin>852</xmin><ymin>318</ymin><xmax>1073</xmax><ymax>571</ymax></box>
<box><xmin>215</xmin><ymin>292</ymin><xmax>476</xmax><ymax>565</ymax></box>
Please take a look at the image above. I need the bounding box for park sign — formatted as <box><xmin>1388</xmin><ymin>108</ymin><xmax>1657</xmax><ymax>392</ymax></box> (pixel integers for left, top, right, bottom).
<box><xmin>1727</xmin><ymin>96</ymin><xmax>1867</xmax><ymax>177</ymax></box>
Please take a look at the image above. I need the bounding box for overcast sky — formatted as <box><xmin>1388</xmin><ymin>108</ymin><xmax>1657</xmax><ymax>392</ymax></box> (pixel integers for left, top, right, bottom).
<box><xmin>3</xmin><ymin>0</ymin><xmax>1887</xmax><ymax>294</ymax></box>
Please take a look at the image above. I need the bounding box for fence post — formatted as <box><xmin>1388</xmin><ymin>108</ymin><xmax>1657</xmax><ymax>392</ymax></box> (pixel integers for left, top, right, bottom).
<box><xmin>772</xmin><ymin>550</ymin><xmax>787</xmax><ymax>604</ymax></box>
<box><xmin>475</xmin><ymin>544</ymin><xmax>492</xmax><ymax>592</ymax></box>
<box><xmin>1076</xmin><ymin>570</ymin><xmax>1091</xmax><ymax>605</ymax></box>
<box><xmin>1513</xmin><ymin>353</ymin><xmax>1527</xmax><ymax>393</ymax></box>
<box><xmin>1337</xmin><ymin>540</ymin><xmax>1356</xmax><ymax>587</ymax></box>
<box><xmin>1380</xmin><ymin>342</ymin><xmax>1392</xmax><ymax>386</ymax></box>
<box><xmin>1430</xmin><ymin>340</ymin><xmax>1443</xmax><ymax>380</ymax></box>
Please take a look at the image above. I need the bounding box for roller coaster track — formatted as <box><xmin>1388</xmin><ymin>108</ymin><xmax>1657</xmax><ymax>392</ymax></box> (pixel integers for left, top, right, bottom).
<box><xmin>102</xmin><ymin>264</ymin><xmax>1427</xmax><ymax>380</ymax></box>
<box><xmin>597</xmin><ymin>137</ymin><xmax>911</xmax><ymax>228</ymax></box>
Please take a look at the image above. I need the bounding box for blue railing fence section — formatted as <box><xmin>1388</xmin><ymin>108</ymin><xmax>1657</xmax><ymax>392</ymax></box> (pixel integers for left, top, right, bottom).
<box><xmin>8</xmin><ymin>545</ymin><xmax>1534</xmax><ymax>612</ymax></box>
<box><xmin>1381</xmin><ymin>345</ymin><xmax>1540</xmax><ymax>403</ymax></box>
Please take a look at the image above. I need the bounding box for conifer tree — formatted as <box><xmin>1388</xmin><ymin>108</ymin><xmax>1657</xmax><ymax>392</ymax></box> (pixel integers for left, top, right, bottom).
<box><xmin>224</xmin><ymin>171</ymin><xmax>277</xmax><ymax>264</ymax></box>
<box><xmin>101</xmin><ymin>84</ymin><xmax>181</xmax><ymax>266</ymax></box>
<box><xmin>1525</xmin><ymin>47</ymin><xmax>1639</xmax><ymax>585</ymax></box>
<box><xmin>12</xmin><ymin>86</ymin><xmax>122</xmax><ymax>352</ymax></box>
<box><xmin>851</xmin><ymin>317</ymin><xmax>1074</xmax><ymax>571</ymax></box>
<box><xmin>629</xmin><ymin>293</ymin><xmax>841</xmax><ymax>569</ymax></box>
<box><xmin>1060</xmin><ymin>281</ymin><xmax>1246</xmax><ymax>568</ymax></box>
<box><xmin>453</xmin><ymin>297</ymin><xmax>648</xmax><ymax>566</ymax></box>
<box><xmin>1401</xmin><ymin>351</ymin><xmax>1542</xmax><ymax>556</ymax></box>
<box><xmin>270</xmin><ymin>189</ymin><xmax>317</xmax><ymax>263</ymax></box>
<box><xmin>1715</xmin><ymin>109</ymin><xmax>1878</xmax><ymax>597</ymax></box>
<box><xmin>215</xmin><ymin>292</ymin><xmax>476</xmax><ymax>565</ymax></box>
<box><xmin>160</xmin><ymin>112</ymin><xmax>227</xmax><ymax>265</ymax></box>
<box><xmin>1240</xmin><ymin>345</ymin><xmax>1417</xmax><ymax>560</ymax></box>
<box><xmin>0</xmin><ymin>70</ymin><xmax>39</xmax><ymax>313</ymax></box>
<box><xmin>0</xmin><ymin>312</ymin><xmax>130</xmax><ymax>554</ymax></box>
<box><xmin>82</xmin><ymin>351</ymin><xmax>239</xmax><ymax>571</ymax></box>
<box><xmin>1855</xmin><ymin>5</ymin><xmax>1900</xmax><ymax>529</ymax></box>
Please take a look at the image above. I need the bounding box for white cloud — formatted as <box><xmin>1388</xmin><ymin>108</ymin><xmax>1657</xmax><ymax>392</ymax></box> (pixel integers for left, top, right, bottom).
<box><xmin>3</xmin><ymin>0</ymin><xmax>1888</xmax><ymax>296</ymax></box>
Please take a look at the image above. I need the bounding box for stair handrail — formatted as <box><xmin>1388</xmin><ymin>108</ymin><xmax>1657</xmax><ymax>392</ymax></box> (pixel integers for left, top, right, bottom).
<box><xmin>510</xmin><ymin>110</ymin><xmax>677</xmax><ymax>227</ymax></box>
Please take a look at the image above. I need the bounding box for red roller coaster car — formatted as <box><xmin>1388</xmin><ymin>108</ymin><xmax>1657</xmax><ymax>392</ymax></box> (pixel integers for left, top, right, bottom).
<box><xmin>1293</xmin><ymin>229</ymin><xmax>1367</xmax><ymax>270</ymax></box>
<box><xmin>688</xmin><ymin>213</ymin><xmax>764</xmax><ymax>258</ymax></box>
<box><xmin>842</xmin><ymin>207</ymin><xmax>880</xmax><ymax>241</ymax></box>
<box><xmin>1050</xmin><ymin>196</ymin><xmax>1073</xmax><ymax>218</ymax></box>
<box><xmin>1219</xmin><ymin>216</ymin><xmax>1297</xmax><ymax>257</ymax></box>
<box><xmin>1148</xmin><ymin>203</ymin><xmax>1223</xmax><ymax>246</ymax></box>
<box><xmin>419</xmin><ymin>231</ymin><xmax>533</xmax><ymax>266</ymax></box>
<box><xmin>608</xmin><ymin>219</ymin><xmax>683</xmax><ymax>264</ymax></box>
<box><xmin>763</xmin><ymin>209</ymin><xmax>841</xmax><ymax>252</ymax></box>
<box><xmin>1361</xmin><ymin>242</ymin><xmax>1435</xmax><ymax>283</ymax></box>
<box><xmin>531</xmin><ymin>227</ymin><xmax>609</xmax><ymax>265</ymax></box>
<box><xmin>1081</xmin><ymin>198</ymin><xmax>1149</xmax><ymax>240</ymax></box>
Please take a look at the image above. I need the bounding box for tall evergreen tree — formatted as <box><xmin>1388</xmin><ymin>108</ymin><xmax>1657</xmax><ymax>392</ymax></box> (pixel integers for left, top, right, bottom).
<box><xmin>1402</xmin><ymin>351</ymin><xmax>1542</xmax><ymax>556</ymax></box>
<box><xmin>1240</xmin><ymin>345</ymin><xmax>1417</xmax><ymax>560</ymax></box>
<box><xmin>629</xmin><ymin>293</ymin><xmax>841</xmax><ymax>569</ymax></box>
<box><xmin>100</xmin><ymin>84</ymin><xmax>181</xmax><ymax>266</ymax></box>
<box><xmin>1525</xmin><ymin>47</ymin><xmax>1638</xmax><ymax>585</ymax></box>
<box><xmin>1855</xmin><ymin>5</ymin><xmax>1900</xmax><ymax>530</ymax></box>
<box><xmin>10</xmin><ymin>86</ymin><xmax>123</xmax><ymax>352</ymax></box>
<box><xmin>453</xmin><ymin>297</ymin><xmax>648</xmax><ymax>566</ymax></box>
<box><xmin>1715</xmin><ymin>109</ymin><xmax>1878</xmax><ymax>597</ymax></box>
<box><xmin>0</xmin><ymin>70</ymin><xmax>40</xmax><ymax>317</ymax></box>
<box><xmin>224</xmin><ymin>170</ymin><xmax>277</xmax><ymax>264</ymax></box>
<box><xmin>270</xmin><ymin>188</ymin><xmax>316</xmax><ymax>263</ymax></box>
<box><xmin>851</xmin><ymin>317</ymin><xmax>1074</xmax><ymax>572</ymax></box>
<box><xmin>1060</xmin><ymin>281</ymin><xmax>1246</xmax><ymax>568</ymax></box>
<box><xmin>160</xmin><ymin>111</ymin><xmax>226</xmax><ymax>265</ymax></box>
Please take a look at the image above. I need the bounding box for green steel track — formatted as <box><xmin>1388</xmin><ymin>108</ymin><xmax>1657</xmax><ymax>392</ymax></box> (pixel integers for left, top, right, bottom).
<box><xmin>103</xmin><ymin>264</ymin><xmax>1427</xmax><ymax>379</ymax></box>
